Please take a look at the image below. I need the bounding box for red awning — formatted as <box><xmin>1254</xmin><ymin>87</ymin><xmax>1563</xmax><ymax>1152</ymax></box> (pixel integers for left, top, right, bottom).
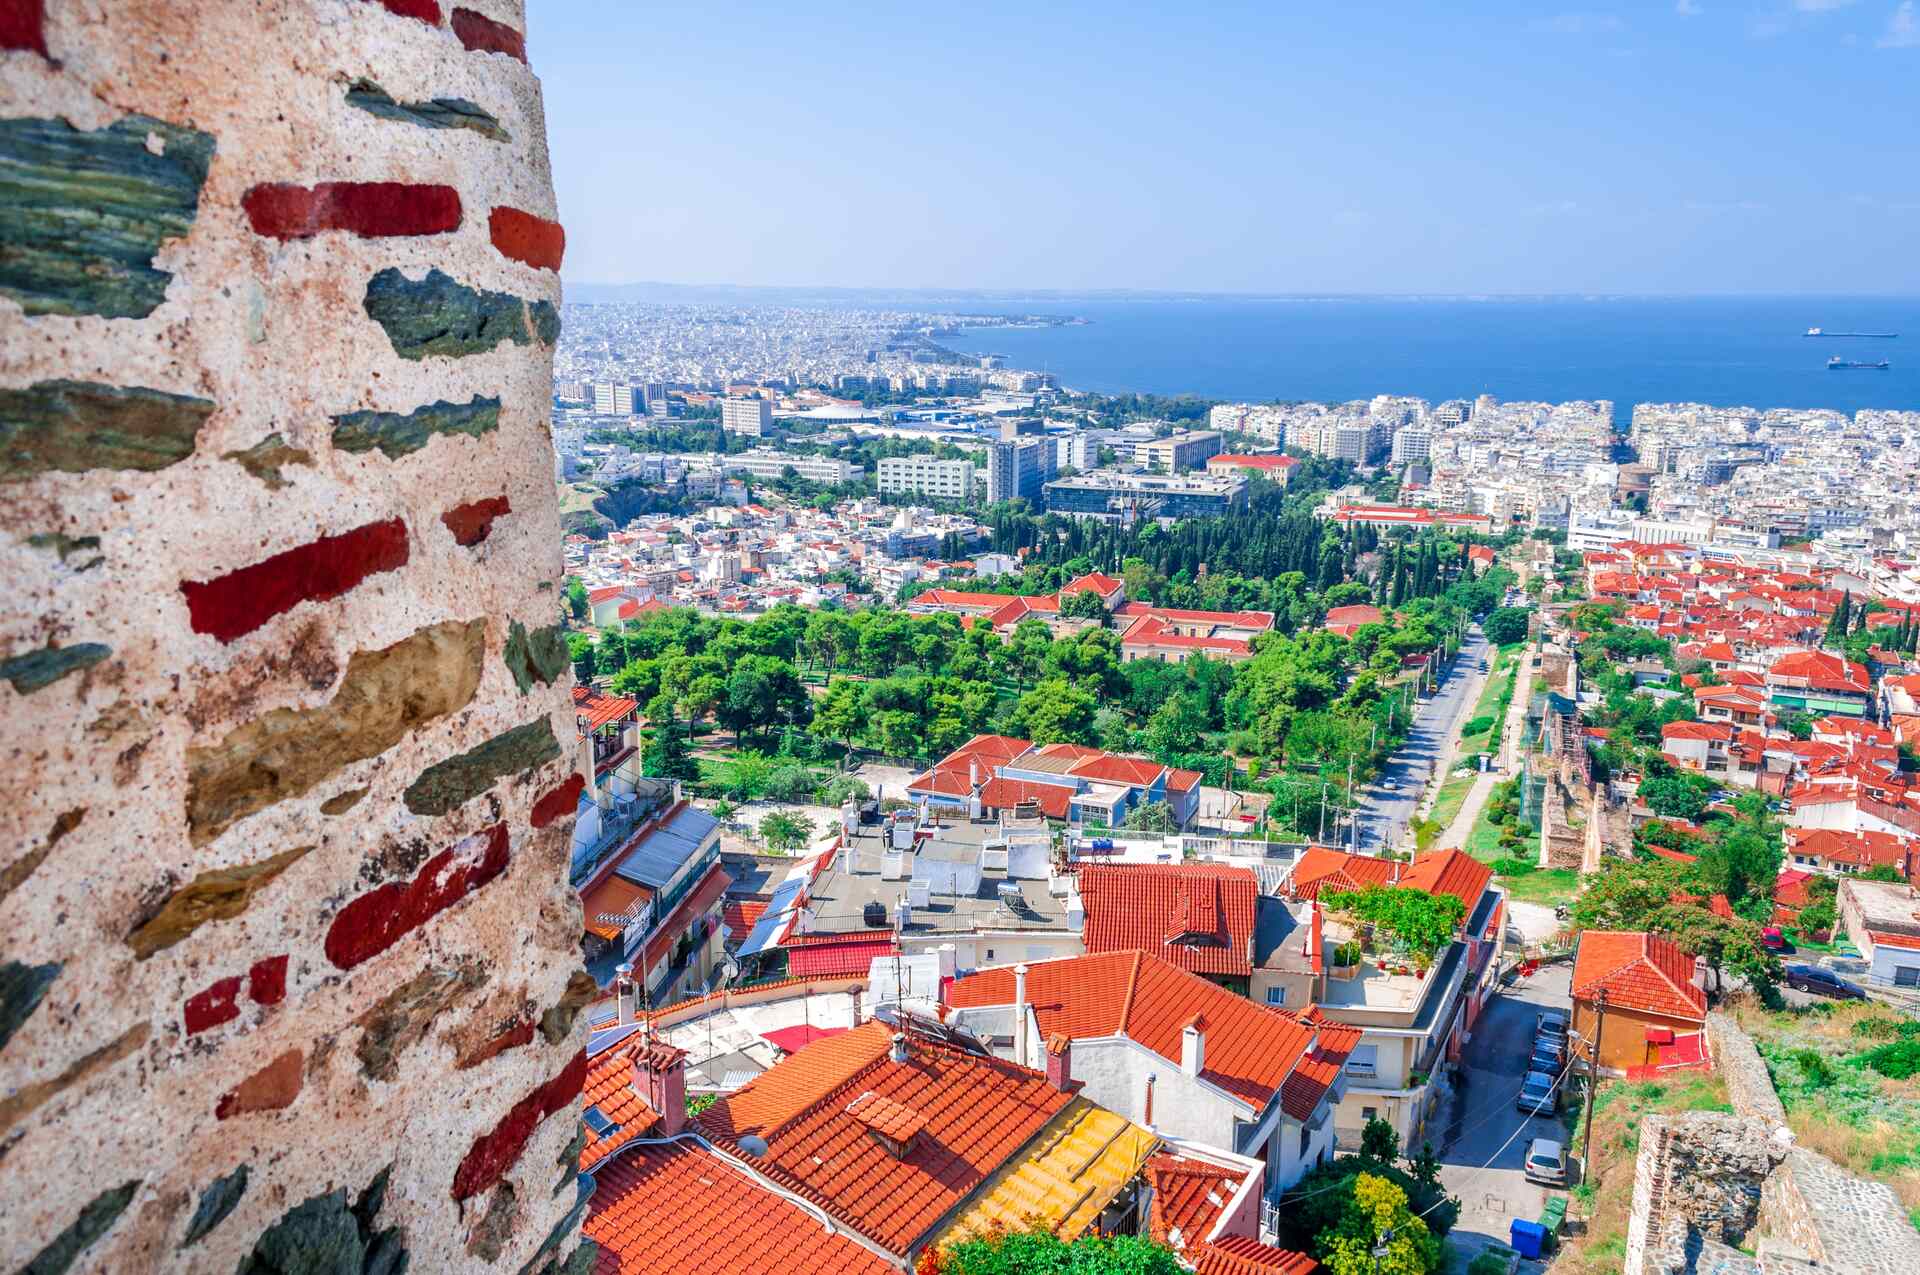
<box><xmin>785</xmin><ymin>938</ymin><xmax>898</xmax><ymax>978</ymax></box>
<box><xmin>761</xmin><ymin>1023</ymin><xmax>849</xmax><ymax>1054</ymax></box>
<box><xmin>1645</xmin><ymin>1026</ymin><xmax>1675</xmax><ymax>1045</ymax></box>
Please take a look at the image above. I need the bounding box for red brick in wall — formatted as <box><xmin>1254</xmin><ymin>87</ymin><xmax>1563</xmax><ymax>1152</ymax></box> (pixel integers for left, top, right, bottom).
<box><xmin>530</xmin><ymin>774</ymin><xmax>584</xmax><ymax>829</ymax></box>
<box><xmin>324</xmin><ymin>823</ymin><xmax>510</xmax><ymax>971</ymax></box>
<box><xmin>451</xmin><ymin>7</ymin><xmax>525</xmax><ymax>61</ymax></box>
<box><xmin>243</xmin><ymin>182</ymin><xmax>462</xmax><ymax>241</ymax></box>
<box><xmin>441</xmin><ymin>494</ymin><xmax>511</xmax><ymax>546</ymax></box>
<box><xmin>450</xmin><ymin>1048</ymin><xmax>586</xmax><ymax>1199</ymax></box>
<box><xmin>489</xmin><ymin>207</ymin><xmax>565</xmax><ymax>271</ymax></box>
<box><xmin>180</xmin><ymin>517</ymin><xmax>410</xmax><ymax>644</ymax></box>
<box><xmin>0</xmin><ymin>0</ymin><xmax>45</xmax><ymax>54</ymax></box>
<box><xmin>363</xmin><ymin>0</ymin><xmax>442</xmax><ymax>24</ymax></box>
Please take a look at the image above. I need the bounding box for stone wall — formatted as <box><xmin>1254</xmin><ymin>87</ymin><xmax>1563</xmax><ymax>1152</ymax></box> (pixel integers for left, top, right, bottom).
<box><xmin>1708</xmin><ymin>1012</ymin><xmax>1788</xmax><ymax>1126</ymax></box>
<box><xmin>2</xmin><ymin>3</ymin><xmax>589</xmax><ymax>1272</ymax></box>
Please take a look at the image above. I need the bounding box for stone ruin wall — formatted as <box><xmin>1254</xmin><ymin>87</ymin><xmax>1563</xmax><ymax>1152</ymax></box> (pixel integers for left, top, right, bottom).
<box><xmin>2</xmin><ymin>2</ymin><xmax>594</xmax><ymax>1271</ymax></box>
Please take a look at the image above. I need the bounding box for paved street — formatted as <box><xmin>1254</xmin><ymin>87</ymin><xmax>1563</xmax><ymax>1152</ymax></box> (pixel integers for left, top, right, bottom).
<box><xmin>1437</xmin><ymin>963</ymin><xmax>1575</xmax><ymax>1262</ymax></box>
<box><xmin>1341</xmin><ymin>625</ymin><xmax>1491</xmax><ymax>853</ymax></box>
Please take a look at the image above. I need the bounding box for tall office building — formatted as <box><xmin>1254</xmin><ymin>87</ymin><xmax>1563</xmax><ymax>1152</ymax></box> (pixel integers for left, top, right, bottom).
<box><xmin>1391</xmin><ymin>425</ymin><xmax>1434</xmax><ymax>467</ymax></box>
<box><xmin>987</xmin><ymin>437</ymin><xmax>1055</xmax><ymax>505</ymax></box>
<box><xmin>721</xmin><ymin>395</ymin><xmax>772</xmax><ymax>436</ymax></box>
<box><xmin>592</xmin><ymin>381</ymin><xmax>639</xmax><ymax>416</ymax></box>
<box><xmin>877</xmin><ymin>456</ymin><xmax>976</xmax><ymax>501</ymax></box>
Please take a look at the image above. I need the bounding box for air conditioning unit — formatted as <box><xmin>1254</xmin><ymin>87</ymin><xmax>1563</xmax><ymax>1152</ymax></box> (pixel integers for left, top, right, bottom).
<box><xmin>908</xmin><ymin>878</ymin><xmax>931</xmax><ymax>908</ymax></box>
<box><xmin>881</xmin><ymin>850</ymin><xmax>907</xmax><ymax>880</ymax></box>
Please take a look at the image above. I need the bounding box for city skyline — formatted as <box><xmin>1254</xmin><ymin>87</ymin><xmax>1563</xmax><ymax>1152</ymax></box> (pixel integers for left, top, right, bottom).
<box><xmin>535</xmin><ymin>2</ymin><xmax>1920</xmax><ymax>296</ymax></box>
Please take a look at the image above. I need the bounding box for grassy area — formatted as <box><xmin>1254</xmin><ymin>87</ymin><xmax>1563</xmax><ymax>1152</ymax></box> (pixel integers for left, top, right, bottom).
<box><xmin>1493</xmin><ymin>866</ymin><xmax>1581</xmax><ymax>907</ymax></box>
<box><xmin>1428</xmin><ymin>774</ymin><xmax>1477</xmax><ymax>834</ymax></box>
<box><xmin>1458</xmin><ymin>643</ymin><xmax>1521</xmax><ymax>756</ymax></box>
<box><xmin>1554</xmin><ymin>1071</ymin><xmax>1733</xmax><ymax>1273</ymax></box>
<box><xmin>1730</xmin><ymin>998</ymin><xmax>1920</xmax><ymax>1219</ymax></box>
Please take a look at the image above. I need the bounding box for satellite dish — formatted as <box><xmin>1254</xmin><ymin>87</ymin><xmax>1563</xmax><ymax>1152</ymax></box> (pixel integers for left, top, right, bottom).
<box><xmin>722</xmin><ymin>957</ymin><xmax>740</xmax><ymax>981</ymax></box>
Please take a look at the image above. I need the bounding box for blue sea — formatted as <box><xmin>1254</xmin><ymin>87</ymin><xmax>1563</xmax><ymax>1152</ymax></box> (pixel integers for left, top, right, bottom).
<box><xmin>936</xmin><ymin>296</ymin><xmax>1920</xmax><ymax>424</ymax></box>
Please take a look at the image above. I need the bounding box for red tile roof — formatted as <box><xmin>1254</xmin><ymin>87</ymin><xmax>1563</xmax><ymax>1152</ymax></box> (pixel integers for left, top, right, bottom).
<box><xmin>947</xmin><ymin>951</ymin><xmax>1319</xmax><ymax>1111</ymax></box>
<box><xmin>1145</xmin><ymin>1152</ymin><xmax>1318</xmax><ymax>1275</ymax></box>
<box><xmin>976</xmin><ymin>775</ymin><xmax>1074</xmax><ymax>819</ymax></box>
<box><xmin>1197</xmin><ymin>1235</ymin><xmax>1320</xmax><ymax>1275</ymax></box>
<box><xmin>1767</xmin><ymin>650</ymin><xmax>1870</xmax><ymax>695</ymax></box>
<box><xmin>1397</xmin><ymin>848</ymin><xmax>1494</xmax><ymax>915</ymax></box>
<box><xmin>785</xmin><ymin>937</ymin><xmax>898</xmax><ymax>978</ymax></box>
<box><xmin>1323</xmin><ymin>604</ymin><xmax>1385</xmax><ymax>634</ymax></box>
<box><xmin>1286</xmin><ymin>847</ymin><xmax>1400</xmax><ymax>900</ymax></box>
<box><xmin>1572</xmin><ymin>930</ymin><xmax>1707</xmax><ymax>1022</ymax></box>
<box><xmin>586</xmin><ymin>1138</ymin><xmax>894</xmax><ymax>1275</ymax></box>
<box><xmin>574</xmin><ymin>684</ymin><xmax>640</xmax><ymax>732</ymax></box>
<box><xmin>1279</xmin><ymin>1022</ymin><xmax>1363</xmax><ymax>1121</ymax></box>
<box><xmin>580</xmin><ymin>1038</ymin><xmax>664</xmax><ymax>1172</ymax></box>
<box><xmin>1060</xmin><ymin>571</ymin><xmax>1124</xmax><ymax>598</ymax></box>
<box><xmin>722</xmin><ymin>898</ymin><xmax>767</xmax><ymax>938</ymax></box>
<box><xmin>1078</xmin><ymin>864</ymin><xmax>1258</xmax><ymax>977</ymax></box>
<box><xmin>1208</xmin><ymin>454</ymin><xmax>1300</xmax><ymax>472</ymax></box>
<box><xmin>695</xmin><ymin>1019</ymin><xmax>1073</xmax><ymax>1255</ymax></box>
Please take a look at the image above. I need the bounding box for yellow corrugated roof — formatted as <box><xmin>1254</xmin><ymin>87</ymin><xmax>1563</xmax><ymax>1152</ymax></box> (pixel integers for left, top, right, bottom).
<box><xmin>933</xmin><ymin>1098</ymin><xmax>1159</xmax><ymax>1247</ymax></box>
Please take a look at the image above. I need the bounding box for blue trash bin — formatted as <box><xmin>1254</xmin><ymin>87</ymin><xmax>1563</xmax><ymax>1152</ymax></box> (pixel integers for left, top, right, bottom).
<box><xmin>1509</xmin><ymin>1218</ymin><xmax>1548</xmax><ymax>1259</ymax></box>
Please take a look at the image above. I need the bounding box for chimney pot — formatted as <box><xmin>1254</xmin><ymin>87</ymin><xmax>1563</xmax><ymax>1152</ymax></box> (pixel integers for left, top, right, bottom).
<box><xmin>890</xmin><ymin>1032</ymin><xmax>910</xmax><ymax>1064</ymax></box>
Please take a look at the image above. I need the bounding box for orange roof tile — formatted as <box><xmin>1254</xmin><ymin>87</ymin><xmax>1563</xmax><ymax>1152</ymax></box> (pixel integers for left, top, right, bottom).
<box><xmin>948</xmin><ymin>951</ymin><xmax>1319</xmax><ymax>1111</ymax></box>
<box><xmin>1078</xmin><ymin>864</ymin><xmax>1258</xmax><ymax>977</ymax></box>
<box><xmin>1146</xmin><ymin>1151</ymin><xmax>1246</xmax><ymax>1249</ymax></box>
<box><xmin>580</xmin><ymin>876</ymin><xmax>653</xmax><ymax>943</ymax></box>
<box><xmin>1286</xmin><ymin>847</ymin><xmax>1399</xmax><ymax>900</ymax></box>
<box><xmin>574</xmin><ymin>684</ymin><xmax>641</xmax><ymax>732</ymax></box>
<box><xmin>1197</xmin><ymin>1235</ymin><xmax>1319</xmax><ymax>1275</ymax></box>
<box><xmin>976</xmin><ymin>775</ymin><xmax>1074</xmax><ymax>819</ymax></box>
<box><xmin>846</xmin><ymin>1090</ymin><xmax>930</xmax><ymax>1143</ymax></box>
<box><xmin>579</xmin><ymin>1038</ymin><xmax>664</xmax><ymax>1172</ymax></box>
<box><xmin>1571</xmin><ymin>930</ymin><xmax>1706</xmax><ymax>1022</ymax></box>
<box><xmin>586</xmin><ymin>1138</ymin><xmax>894</xmax><ymax>1275</ymax></box>
<box><xmin>695</xmin><ymin>1020</ymin><xmax>1072</xmax><ymax>1256</ymax></box>
<box><xmin>1397</xmin><ymin>848</ymin><xmax>1494</xmax><ymax>915</ymax></box>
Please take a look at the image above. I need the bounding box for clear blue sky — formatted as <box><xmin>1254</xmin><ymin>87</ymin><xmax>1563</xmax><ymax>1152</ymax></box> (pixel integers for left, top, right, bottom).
<box><xmin>531</xmin><ymin>2</ymin><xmax>1920</xmax><ymax>294</ymax></box>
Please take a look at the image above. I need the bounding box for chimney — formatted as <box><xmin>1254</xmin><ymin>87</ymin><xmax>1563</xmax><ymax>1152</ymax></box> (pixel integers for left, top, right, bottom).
<box><xmin>1044</xmin><ymin>1033</ymin><xmax>1073</xmax><ymax>1092</ymax></box>
<box><xmin>890</xmin><ymin>1032</ymin><xmax>910</xmax><ymax>1064</ymax></box>
<box><xmin>635</xmin><ymin>1039</ymin><xmax>689</xmax><ymax>1137</ymax></box>
<box><xmin>615</xmin><ymin>962</ymin><xmax>635</xmax><ymax>1025</ymax></box>
<box><xmin>1013</xmin><ymin>963</ymin><xmax>1030</xmax><ymax>1064</ymax></box>
<box><xmin>1144</xmin><ymin>1073</ymin><xmax>1156</xmax><ymax>1128</ymax></box>
<box><xmin>851</xmin><ymin>986</ymin><xmax>863</xmax><ymax>1025</ymax></box>
<box><xmin>1181</xmin><ymin>1015</ymin><xmax>1207</xmax><ymax>1077</ymax></box>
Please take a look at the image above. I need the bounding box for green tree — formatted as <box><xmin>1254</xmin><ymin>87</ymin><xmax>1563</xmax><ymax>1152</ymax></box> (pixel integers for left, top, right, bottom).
<box><xmin>758</xmin><ymin>810</ymin><xmax>814</xmax><ymax>854</ymax></box>
<box><xmin>643</xmin><ymin>713</ymin><xmax>698</xmax><ymax>782</ymax></box>
<box><xmin>1862</xmin><ymin>864</ymin><xmax>1903</xmax><ymax>883</ymax></box>
<box><xmin>1570</xmin><ymin>857</ymin><xmax>1687</xmax><ymax>931</ymax></box>
<box><xmin>1121</xmin><ymin>801</ymin><xmax>1177</xmax><ymax>834</ymax></box>
<box><xmin>565</xmin><ymin>577</ymin><xmax>588</xmax><ymax>621</ymax></box>
<box><xmin>1317</xmin><ymin>1173</ymin><xmax>1442</xmax><ymax>1275</ymax></box>
<box><xmin>1694</xmin><ymin>793</ymin><xmax>1784</xmax><ymax>912</ymax></box>
<box><xmin>567</xmin><ymin>631</ymin><xmax>597</xmax><ymax>683</ymax></box>
<box><xmin>810</xmin><ymin>679</ymin><xmax>870</xmax><ymax>759</ymax></box>
<box><xmin>1009</xmin><ymin>677</ymin><xmax>1098</xmax><ymax>746</ymax></box>
<box><xmin>927</xmin><ymin>1229</ymin><xmax>1183</xmax><ymax>1275</ymax></box>
<box><xmin>717</xmin><ymin>655</ymin><xmax>810</xmax><ymax>744</ymax></box>
<box><xmin>1322</xmin><ymin>886</ymin><xmax>1465</xmax><ymax>958</ymax></box>
<box><xmin>1482</xmin><ymin>606</ymin><xmax>1531</xmax><ymax>646</ymax></box>
<box><xmin>1639</xmin><ymin>774</ymin><xmax>1709</xmax><ymax>822</ymax></box>
<box><xmin>1059</xmin><ymin>587</ymin><xmax>1110</xmax><ymax>622</ymax></box>
<box><xmin>725</xmin><ymin>751</ymin><xmax>774</xmax><ymax>800</ymax></box>
<box><xmin>1359</xmin><ymin>1117</ymin><xmax>1400</xmax><ymax>1164</ymax></box>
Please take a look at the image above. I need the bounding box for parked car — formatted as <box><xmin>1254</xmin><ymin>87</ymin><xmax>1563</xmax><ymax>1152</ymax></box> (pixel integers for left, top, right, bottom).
<box><xmin>1761</xmin><ymin>926</ymin><xmax>1792</xmax><ymax>954</ymax></box>
<box><xmin>1536</xmin><ymin>1009</ymin><xmax>1570</xmax><ymax>1043</ymax></box>
<box><xmin>1785</xmin><ymin>964</ymin><xmax>1866</xmax><ymax>1000</ymax></box>
<box><xmin>1529</xmin><ymin>1042</ymin><xmax>1565</xmax><ymax>1076</ymax></box>
<box><xmin>1516</xmin><ymin>1070</ymin><xmax>1560</xmax><ymax>1117</ymax></box>
<box><xmin>1524</xmin><ymin>1137</ymin><xmax>1569</xmax><ymax>1186</ymax></box>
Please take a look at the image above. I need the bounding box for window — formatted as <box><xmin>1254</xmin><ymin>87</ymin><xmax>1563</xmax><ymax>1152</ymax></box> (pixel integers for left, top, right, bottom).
<box><xmin>984</xmin><ymin>949</ymin><xmax>994</xmax><ymax>961</ymax></box>
<box><xmin>1360</xmin><ymin>1106</ymin><xmax>1378</xmax><ymax>1123</ymax></box>
<box><xmin>1346</xmin><ymin>1045</ymin><xmax>1378</xmax><ymax>1078</ymax></box>
<box><xmin>1266</xmin><ymin>986</ymin><xmax>1287</xmax><ymax>1006</ymax></box>
<box><xmin>1896</xmin><ymin>966</ymin><xmax>1920</xmax><ymax>988</ymax></box>
<box><xmin>1298</xmin><ymin>1125</ymin><xmax>1311</xmax><ymax>1157</ymax></box>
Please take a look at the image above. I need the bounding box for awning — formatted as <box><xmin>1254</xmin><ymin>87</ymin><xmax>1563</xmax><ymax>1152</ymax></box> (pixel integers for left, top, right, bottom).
<box><xmin>786</xmin><ymin>938</ymin><xmax>898</xmax><ymax>978</ymax></box>
<box><xmin>1645</xmin><ymin>1026</ymin><xmax>1675</xmax><ymax>1045</ymax></box>
<box><xmin>761</xmin><ymin>1023</ymin><xmax>849</xmax><ymax>1054</ymax></box>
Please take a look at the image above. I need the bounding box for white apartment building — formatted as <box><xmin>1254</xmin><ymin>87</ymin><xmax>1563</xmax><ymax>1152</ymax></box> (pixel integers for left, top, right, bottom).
<box><xmin>720</xmin><ymin>396</ymin><xmax>772</xmax><ymax>436</ymax></box>
<box><xmin>1390</xmin><ymin>425</ymin><xmax>1433</xmax><ymax>467</ymax></box>
<box><xmin>1055</xmin><ymin>433</ymin><xmax>1097</xmax><ymax>472</ymax></box>
<box><xmin>877</xmin><ymin>455</ymin><xmax>975</xmax><ymax>501</ymax></box>
<box><xmin>1135</xmin><ymin>429</ymin><xmax>1223</xmax><ymax>473</ymax></box>
<box><xmin>718</xmin><ymin>449</ymin><xmax>861</xmax><ymax>483</ymax></box>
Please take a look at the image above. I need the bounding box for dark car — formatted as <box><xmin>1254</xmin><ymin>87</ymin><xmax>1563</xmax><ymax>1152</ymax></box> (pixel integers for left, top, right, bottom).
<box><xmin>1516</xmin><ymin>1070</ymin><xmax>1559</xmax><ymax>1117</ymax></box>
<box><xmin>1785</xmin><ymin>964</ymin><xmax>1867</xmax><ymax>1000</ymax></box>
<box><xmin>1529</xmin><ymin>1043</ymin><xmax>1565</xmax><ymax>1076</ymax></box>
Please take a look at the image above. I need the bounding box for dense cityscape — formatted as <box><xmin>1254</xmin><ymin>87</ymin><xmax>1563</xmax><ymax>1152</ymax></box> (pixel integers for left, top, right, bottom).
<box><xmin>9</xmin><ymin>7</ymin><xmax>1920</xmax><ymax>1275</ymax></box>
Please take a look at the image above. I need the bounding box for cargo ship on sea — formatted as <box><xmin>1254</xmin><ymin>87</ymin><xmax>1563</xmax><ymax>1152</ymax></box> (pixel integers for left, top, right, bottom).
<box><xmin>1828</xmin><ymin>356</ymin><xmax>1890</xmax><ymax>370</ymax></box>
<box><xmin>1806</xmin><ymin>327</ymin><xmax>1898</xmax><ymax>338</ymax></box>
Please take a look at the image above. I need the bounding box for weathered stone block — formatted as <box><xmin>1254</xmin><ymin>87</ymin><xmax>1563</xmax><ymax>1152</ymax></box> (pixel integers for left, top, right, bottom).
<box><xmin>452</xmin><ymin>7</ymin><xmax>527</xmax><ymax>61</ymax></box>
<box><xmin>354</xmin><ymin>960</ymin><xmax>486</xmax><ymax>1081</ymax></box>
<box><xmin>503</xmin><ymin>620</ymin><xmax>568</xmax><ymax>694</ymax></box>
<box><xmin>0</xmin><ymin>379</ymin><xmax>215</xmax><ymax>482</ymax></box>
<box><xmin>127</xmin><ymin>845</ymin><xmax>312</xmax><ymax>959</ymax></box>
<box><xmin>325</xmin><ymin>824</ymin><xmax>510</xmax><ymax>970</ymax></box>
<box><xmin>331</xmin><ymin>395</ymin><xmax>500</xmax><ymax>460</ymax></box>
<box><xmin>243</xmin><ymin>181</ymin><xmax>461</xmax><ymax>240</ymax></box>
<box><xmin>346</xmin><ymin>79</ymin><xmax>509</xmax><ymax>141</ymax></box>
<box><xmin>0</xmin><ymin>1024</ymin><xmax>147</xmax><ymax>1143</ymax></box>
<box><xmin>18</xmin><ymin>1180</ymin><xmax>140</xmax><ymax>1275</ymax></box>
<box><xmin>537</xmin><ymin>970</ymin><xmax>596</xmax><ymax>1046</ymax></box>
<box><xmin>0</xmin><ymin>641</ymin><xmax>110</xmax><ymax>693</ymax></box>
<box><xmin>215</xmin><ymin>1048</ymin><xmax>304</xmax><ymax>1119</ymax></box>
<box><xmin>363</xmin><ymin>267</ymin><xmax>546</xmax><ymax>360</ymax></box>
<box><xmin>451</xmin><ymin>1049</ymin><xmax>587</xmax><ymax>1200</ymax></box>
<box><xmin>489</xmin><ymin>206</ymin><xmax>565</xmax><ymax>270</ymax></box>
<box><xmin>24</xmin><ymin>532</ymin><xmax>105</xmax><ymax>571</ymax></box>
<box><xmin>185</xmin><ymin>618</ymin><xmax>485</xmax><ymax>844</ymax></box>
<box><xmin>458</xmin><ymin>1018</ymin><xmax>536</xmax><ymax>1071</ymax></box>
<box><xmin>180</xmin><ymin>1164</ymin><xmax>249</xmax><ymax>1250</ymax></box>
<box><xmin>403</xmin><ymin>718</ymin><xmax>562</xmax><ymax>816</ymax></box>
<box><xmin>443</xmin><ymin>493</ymin><xmax>512</xmax><ymax>546</ymax></box>
<box><xmin>0</xmin><ymin>959</ymin><xmax>59</xmax><ymax>1052</ymax></box>
<box><xmin>530</xmin><ymin>298</ymin><xmax>561</xmax><ymax>345</ymax></box>
<box><xmin>0</xmin><ymin>114</ymin><xmax>215</xmax><ymax>317</ymax></box>
<box><xmin>222</xmin><ymin>432</ymin><xmax>315</xmax><ymax>491</ymax></box>
<box><xmin>179</xmin><ymin>516</ymin><xmax>411</xmax><ymax>644</ymax></box>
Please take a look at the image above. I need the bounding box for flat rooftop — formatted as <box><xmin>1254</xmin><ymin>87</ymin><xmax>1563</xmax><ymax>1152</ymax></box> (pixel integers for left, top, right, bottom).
<box><xmin>586</xmin><ymin>990</ymin><xmax>861</xmax><ymax>1091</ymax></box>
<box><xmin>806</xmin><ymin>818</ymin><xmax>1071</xmax><ymax>938</ymax></box>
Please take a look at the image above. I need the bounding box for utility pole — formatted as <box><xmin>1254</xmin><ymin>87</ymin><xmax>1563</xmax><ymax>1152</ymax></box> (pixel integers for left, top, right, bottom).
<box><xmin>1582</xmin><ymin>989</ymin><xmax>1608</xmax><ymax>1175</ymax></box>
